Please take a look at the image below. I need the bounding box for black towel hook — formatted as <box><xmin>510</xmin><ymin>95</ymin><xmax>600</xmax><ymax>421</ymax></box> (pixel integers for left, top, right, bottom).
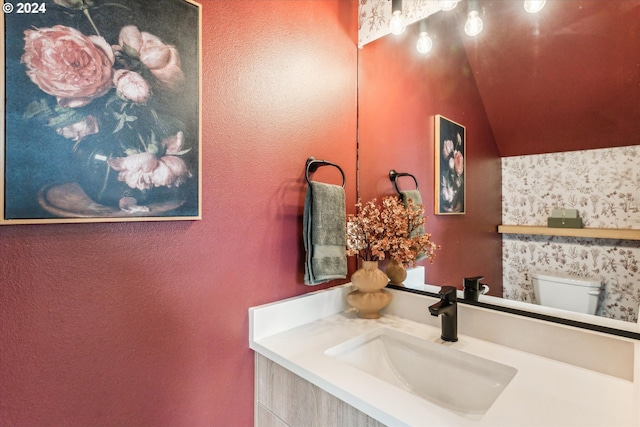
<box><xmin>306</xmin><ymin>157</ymin><xmax>346</xmax><ymax>188</ymax></box>
<box><xmin>389</xmin><ymin>169</ymin><xmax>419</xmax><ymax>194</ymax></box>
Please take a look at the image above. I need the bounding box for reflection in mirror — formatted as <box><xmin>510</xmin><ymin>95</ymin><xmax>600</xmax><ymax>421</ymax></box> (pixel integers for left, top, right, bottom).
<box><xmin>357</xmin><ymin>0</ymin><xmax>640</xmax><ymax>333</ymax></box>
<box><xmin>396</xmin><ymin>278</ymin><xmax>640</xmax><ymax>339</ymax></box>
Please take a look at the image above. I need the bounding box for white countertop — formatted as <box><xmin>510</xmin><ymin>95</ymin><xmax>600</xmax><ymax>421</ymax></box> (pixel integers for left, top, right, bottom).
<box><xmin>249</xmin><ymin>285</ymin><xmax>640</xmax><ymax>427</ymax></box>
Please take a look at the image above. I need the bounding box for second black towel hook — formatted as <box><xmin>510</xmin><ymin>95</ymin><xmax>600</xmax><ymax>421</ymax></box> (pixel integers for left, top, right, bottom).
<box><xmin>389</xmin><ymin>169</ymin><xmax>418</xmax><ymax>194</ymax></box>
<box><xmin>306</xmin><ymin>157</ymin><xmax>346</xmax><ymax>188</ymax></box>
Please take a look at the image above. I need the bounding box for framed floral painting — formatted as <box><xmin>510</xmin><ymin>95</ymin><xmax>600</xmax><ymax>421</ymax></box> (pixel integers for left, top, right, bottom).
<box><xmin>434</xmin><ymin>115</ymin><xmax>465</xmax><ymax>215</ymax></box>
<box><xmin>2</xmin><ymin>0</ymin><xmax>201</xmax><ymax>224</ymax></box>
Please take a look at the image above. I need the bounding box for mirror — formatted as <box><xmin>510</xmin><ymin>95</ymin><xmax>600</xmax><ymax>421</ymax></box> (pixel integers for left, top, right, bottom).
<box><xmin>357</xmin><ymin>0</ymin><xmax>640</xmax><ymax>335</ymax></box>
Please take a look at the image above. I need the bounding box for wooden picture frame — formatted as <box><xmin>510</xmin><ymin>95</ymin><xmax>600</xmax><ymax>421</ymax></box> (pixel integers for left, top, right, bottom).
<box><xmin>1</xmin><ymin>0</ymin><xmax>201</xmax><ymax>224</ymax></box>
<box><xmin>434</xmin><ymin>115</ymin><xmax>466</xmax><ymax>215</ymax></box>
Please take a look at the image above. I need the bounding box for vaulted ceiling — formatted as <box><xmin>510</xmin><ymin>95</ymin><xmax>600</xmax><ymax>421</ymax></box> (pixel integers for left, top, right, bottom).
<box><xmin>450</xmin><ymin>0</ymin><xmax>640</xmax><ymax>157</ymax></box>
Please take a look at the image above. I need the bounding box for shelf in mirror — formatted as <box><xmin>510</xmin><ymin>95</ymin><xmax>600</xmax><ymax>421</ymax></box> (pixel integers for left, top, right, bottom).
<box><xmin>498</xmin><ymin>225</ymin><xmax>640</xmax><ymax>241</ymax></box>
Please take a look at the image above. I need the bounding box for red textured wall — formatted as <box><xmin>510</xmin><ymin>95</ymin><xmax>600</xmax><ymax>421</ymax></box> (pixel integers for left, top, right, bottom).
<box><xmin>358</xmin><ymin>13</ymin><xmax>503</xmax><ymax>293</ymax></box>
<box><xmin>0</xmin><ymin>1</ymin><xmax>357</xmax><ymax>426</ymax></box>
<box><xmin>460</xmin><ymin>1</ymin><xmax>640</xmax><ymax>157</ymax></box>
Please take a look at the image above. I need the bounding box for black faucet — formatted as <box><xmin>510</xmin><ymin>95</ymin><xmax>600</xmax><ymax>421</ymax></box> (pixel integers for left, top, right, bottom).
<box><xmin>428</xmin><ymin>286</ymin><xmax>458</xmax><ymax>342</ymax></box>
<box><xmin>463</xmin><ymin>276</ymin><xmax>484</xmax><ymax>301</ymax></box>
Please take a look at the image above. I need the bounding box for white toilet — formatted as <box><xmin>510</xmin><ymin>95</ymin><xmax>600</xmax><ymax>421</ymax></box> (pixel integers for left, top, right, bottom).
<box><xmin>531</xmin><ymin>271</ymin><xmax>602</xmax><ymax>315</ymax></box>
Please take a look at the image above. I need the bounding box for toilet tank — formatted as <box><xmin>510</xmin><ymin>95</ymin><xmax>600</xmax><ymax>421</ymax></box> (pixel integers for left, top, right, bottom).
<box><xmin>532</xmin><ymin>271</ymin><xmax>602</xmax><ymax>315</ymax></box>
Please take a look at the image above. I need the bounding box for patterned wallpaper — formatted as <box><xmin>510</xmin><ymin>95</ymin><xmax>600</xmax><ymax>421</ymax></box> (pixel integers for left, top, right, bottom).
<box><xmin>501</xmin><ymin>146</ymin><xmax>640</xmax><ymax>323</ymax></box>
<box><xmin>358</xmin><ymin>0</ymin><xmax>443</xmax><ymax>48</ymax></box>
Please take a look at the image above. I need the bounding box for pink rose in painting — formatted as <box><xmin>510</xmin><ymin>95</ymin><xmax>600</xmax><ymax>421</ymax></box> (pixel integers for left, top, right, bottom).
<box><xmin>454</xmin><ymin>151</ymin><xmax>464</xmax><ymax>176</ymax></box>
<box><xmin>162</xmin><ymin>131</ymin><xmax>186</xmax><ymax>154</ymax></box>
<box><xmin>441</xmin><ymin>177</ymin><xmax>454</xmax><ymax>203</ymax></box>
<box><xmin>108</xmin><ymin>152</ymin><xmax>158</xmax><ymax>191</ymax></box>
<box><xmin>113</xmin><ymin>70</ymin><xmax>151</xmax><ymax>104</ymax></box>
<box><xmin>22</xmin><ymin>25</ymin><xmax>114</xmax><ymax>108</ymax></box>
<box><xmin>152</xmin><ymin>155</ymin><xmax>190</xmax><ymax>187</ymax></box>
<box><xmin>108</xmin><ymin>131</ymin><xmax>191</xmax><ymax>190</ymax></box>
<box><xmin>118</xmin><ymin>25</ymin><xmax>185</xmax><ymax>90</ymax></box>
<box><xmin>151</xmin><ymin>132</ymin><xmax>192</xmax><ymax>187</ymax></box>
<box><xmin>442</xmin><ymin>140</ymin><xmax>454</xmax><ymax>160</ymax></box>
<box><xmin>55</xmin><ymin>115</ymin><xmax>99</xmax><ymax>142</ymax></box>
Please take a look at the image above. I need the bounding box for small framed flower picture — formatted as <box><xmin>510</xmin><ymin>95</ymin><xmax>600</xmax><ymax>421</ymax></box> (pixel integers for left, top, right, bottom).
<box><xmin>2</xmin><ymin>0</ymin><xmax>201</xmax><ymax>224</ymax></box>
<box><xmin>434</xmin><ymin>115</ymin><xmax>465</xmax><ymax>215</ymax></box>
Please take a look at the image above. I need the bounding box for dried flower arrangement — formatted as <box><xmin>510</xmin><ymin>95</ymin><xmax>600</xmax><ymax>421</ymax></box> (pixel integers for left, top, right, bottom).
<box><xmin>346</xmin><ymin>196</ymin><xmax>440</xmax><ymax>266</ymax></box>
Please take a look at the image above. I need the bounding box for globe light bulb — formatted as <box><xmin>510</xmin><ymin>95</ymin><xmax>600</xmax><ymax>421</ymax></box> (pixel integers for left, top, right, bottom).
<box><xmin>524</xmin><ymin>0</ymin><xmax>546</xmax><ymax>13</ymax></box>
<box><xmin>464</xmin><ymin>10</ymin><xmax>483</xmax><ymax>36</ymax></box>
<box><xmin>416</xmin><ymin>32</ymin><xmax>433</xmax><ymax>54</ymax></box>
<box><xmin>439</xmin><ymin>0</ymin><xmax>459</xmax><ymax>11</ymax></box>
<box><xmin>390</xmin><ymin>10</ymin><xmax>407</xmax><ymax>35</ymax></box>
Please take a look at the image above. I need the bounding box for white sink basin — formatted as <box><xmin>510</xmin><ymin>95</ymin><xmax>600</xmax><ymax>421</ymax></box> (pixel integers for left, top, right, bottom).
<box><xmin>325</xmin><ymin>327</ymin><xmax>517</xmax><ymax>420</ymax></box>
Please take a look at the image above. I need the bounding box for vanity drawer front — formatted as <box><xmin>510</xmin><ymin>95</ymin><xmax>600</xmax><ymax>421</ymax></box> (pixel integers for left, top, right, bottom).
<box><xmin>255</xmin><ymin>353</ymin><xmax>386</xmax><ymax>427</ymax></box>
